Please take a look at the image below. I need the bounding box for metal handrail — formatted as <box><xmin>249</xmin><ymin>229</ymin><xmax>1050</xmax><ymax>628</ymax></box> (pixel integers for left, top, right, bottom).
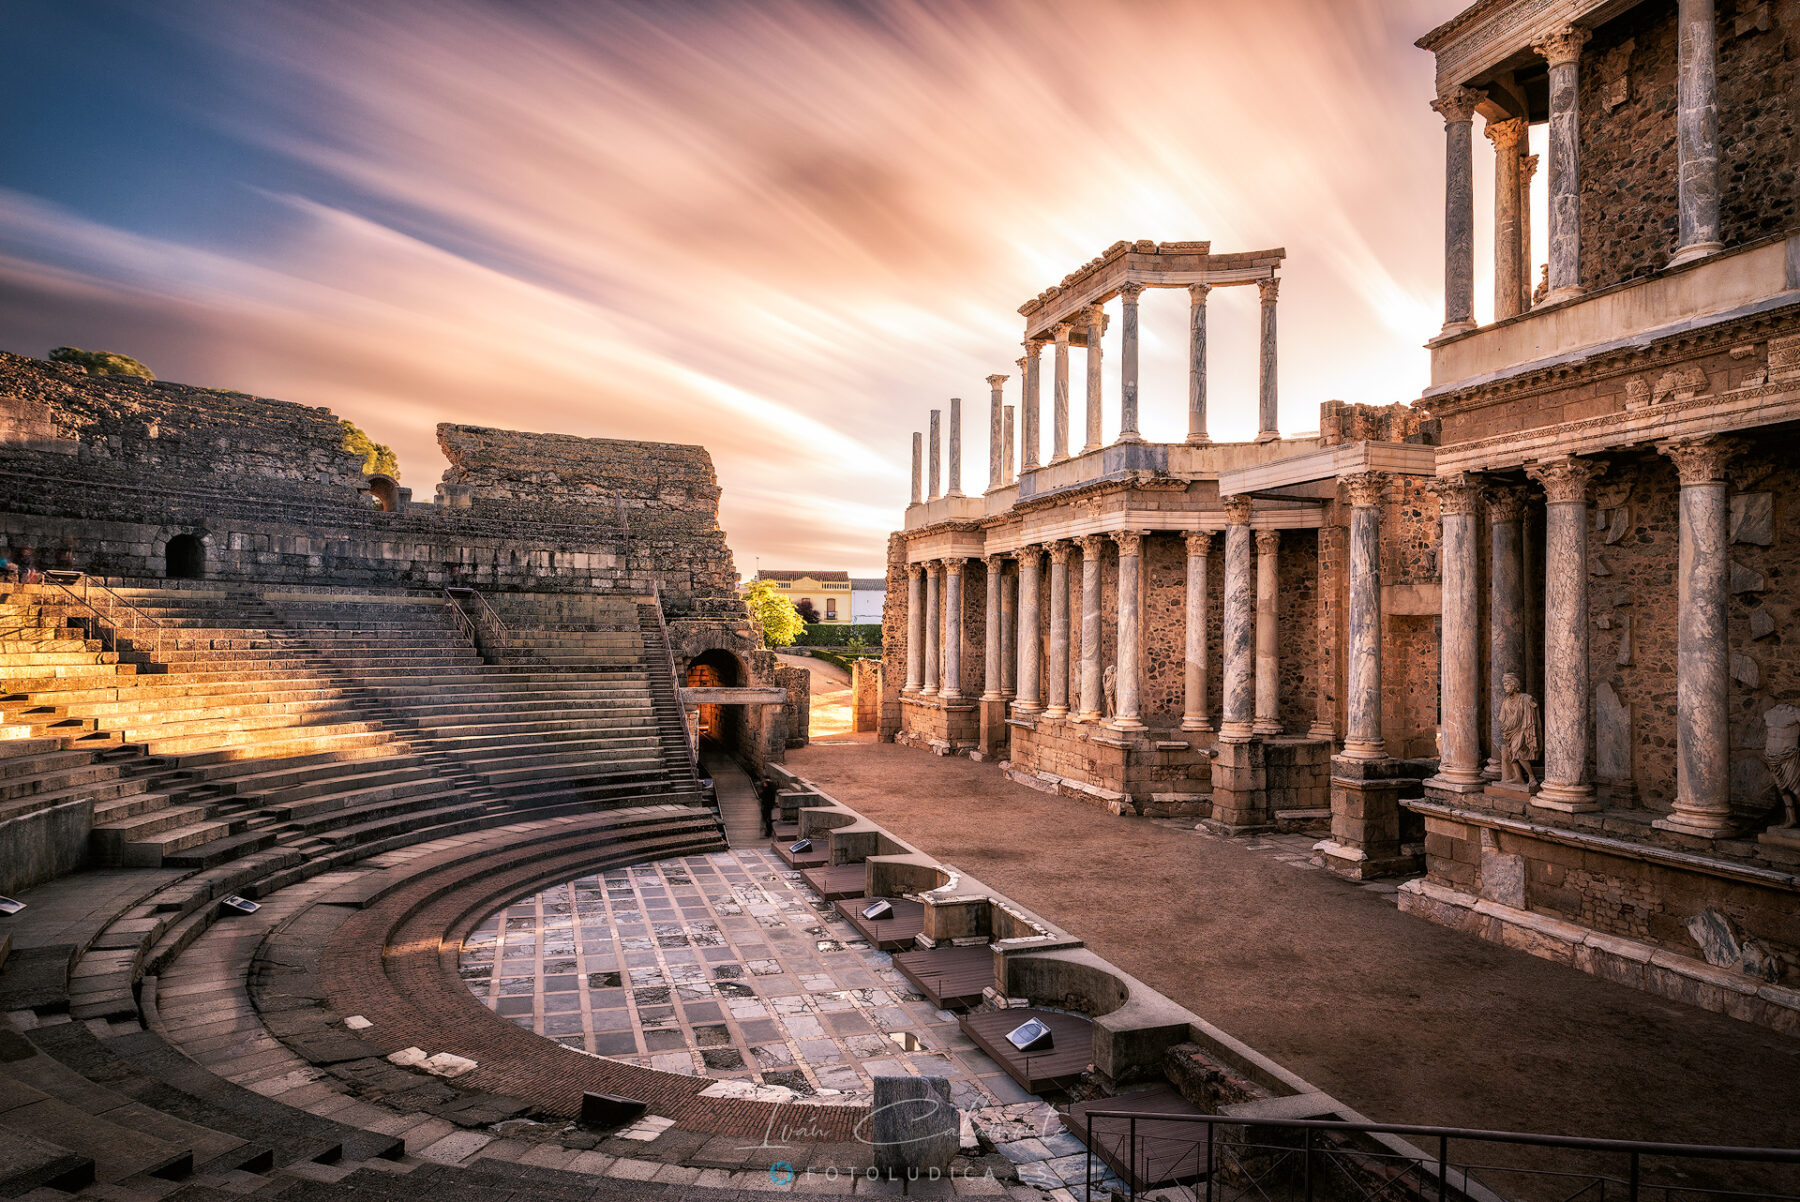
<box><xmin>1080</xmin><ymin>1108</ymin><xmax>1800</xmax><ymax>1202</ymax></box>
<box><xmin>43</xmin><ymin>571</ymin><xmax>163</xmax><ymax>661</ymax></box>
<box><xmin>648</xmin><ymin>581</ymin><xmax>700</xmax><ymax>778</ymax></box>
<box><xmin>440</xmin><ymin>587</ymin><xmax>482</xmax><ymax>652</ymax></box>
<box><xmin>445</xmin><ymin>586</ymin><xmax>546</xmax><ymax>666</ymax></box>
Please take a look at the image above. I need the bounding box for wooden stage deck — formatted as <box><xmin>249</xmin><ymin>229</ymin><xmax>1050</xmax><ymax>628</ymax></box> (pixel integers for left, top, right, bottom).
<box><xmin>958</xmin><ymin>1008</ymin><xmax>1093</xmax><ymax>1092</ymax></box>
<box><xmin>800</xmin><ymin>862</ymin><xmax>866</xmax><ymax>901</ymax></box>
<box><xmin>1068</xmin><ymin>1086</ymin><xmax>1210</xmax><ymax>1191</ymax></box>
<box><xmin>891</xmin><ymin>943</ymin><xmax>994</xmax><ymax>1010</ymax></box>
<box><xmin>834</xmin><ymin>896</ymin><xmax>924</xmax><ymax>951</ymax></box>
<box><xmin>773</xmin><ymin>838</ymin><xmax>828</xmax><ymax>869</ymax></box>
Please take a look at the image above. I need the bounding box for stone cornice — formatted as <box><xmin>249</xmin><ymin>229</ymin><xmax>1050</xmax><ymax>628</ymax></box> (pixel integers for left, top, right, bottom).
<box><xmin>1018</xmin><ymin>241</ymin><xmax>1285</xmax><ymax>339</ymax></box>
<box><xmin>1416</xmin><ymin>0</ymin><xmax>1634</xmax><ymax>97</ymax></box>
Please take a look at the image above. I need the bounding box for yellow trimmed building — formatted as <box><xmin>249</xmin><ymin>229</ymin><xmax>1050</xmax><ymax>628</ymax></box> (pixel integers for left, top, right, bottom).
<box><xmin>751</xmin><ymin>569</ymin><xmax>852</xmax><ymax>624</ymax></box>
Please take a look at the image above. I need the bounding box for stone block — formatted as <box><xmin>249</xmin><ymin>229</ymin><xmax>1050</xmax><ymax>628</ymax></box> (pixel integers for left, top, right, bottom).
<box><xmin>872</xmin><ymin>1075</ymin><xmax>958</xmax><ymax>1175</ymax></box>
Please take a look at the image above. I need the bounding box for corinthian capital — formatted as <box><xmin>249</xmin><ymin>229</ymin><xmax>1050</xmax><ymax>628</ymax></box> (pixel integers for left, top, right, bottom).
<box><xmin>1658</xmin><ymin>436</ymin><xmax>1737</xmax><ymax>486</ymax></box>
<box><xmin>1430</xmin><ymin>85</ymin><xmax>1485</xmax><ymax>123</ymax></box>
<box><xmin>1112</xmin><ymin>529</ymin><xmax>1144</xmax><ymax>556</ymax></box>
<box><xmin>1532</xmin><ymin>26</ymin><xmax>1590</xmax><ymax>68</ymax></box>
<box><xmin>1520</xmin><ymin>153</ymin><xmax>1540</xmax><ymax>183</ymax></box>
<box><xmin>1052</xmin><ymin>321</ymin><xmax>1073</xmax><ymax>345</ymax></box>
<box><xmin>1256</xmin><ymin>276</ymin><xmax>1281</xmax><ymax>304</ymax></box>
<box><xmin>1342</xmin><ymin>472</ymin><xmax>1386</xmax><ymax>508</ymax></box>
<box><xmin>986</xmin><ymin>373</ymin><xmax>1009</xmax><ymax>390</ymax></box>
<box><xmin>1429</xmin><ymin>472</ymin><xmax>1486</xmax><ymax>516</ymax></box>
<box><xmin>1117</xmin><ymin>280</ymin><xmax>1146</xmax><ymax>303</ymax></box>
<box><xmin>1223</xmin><ymin>495</ymin><xmax>1255</xmax><ymax>525</ymax></box>
<box><xmin>1526</xmin><ymin>455</ymin><xmax>1605</xmax><ymax>503</ymax></box>
<box><xmin>1483</xmin><ymin>116</ymin><xmax>1526</xmax><ymax>151</ymax></box>
<box><xmin>1254</xmin><ymin>530</ymin><xmax>1281</xmax><ymax>555</ymax></box>
<box><xmin>1187</xmin><ymin>282</ymin><xmax>1213</xmax><ymax>304</ymax></box>
<box><xmin>1047</xmin><ymin>540</ymin><xmax>1074</xmax><ymax>565</ymax></box>
<box><xmin>1484</xmin><ymin>484</ymin><xmax>1527</xmax><ymax>523</ymax></box>
<box><xmin>1185</xmin><ymin>529</ymin><xmax>1215</xmax><ymax>556</ymax></box>
<box><xmin>943</xmin><ymin>556</ymin><xmax>967</xmax><ymax>576</ymax></box>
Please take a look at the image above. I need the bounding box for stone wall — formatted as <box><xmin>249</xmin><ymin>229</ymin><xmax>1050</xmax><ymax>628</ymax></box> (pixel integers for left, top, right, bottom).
<box><xmin>851</xmin><ymin>658</ymin><xmax>883</xmax><ymax>733</ymax></box>
<box><xmin>879</xmin><ymin>533</ymin><xmax>909</xmax><ymax>741</ymax></box>
<box><xmin>1579</xmin><ymin>0</ymin><xmax>1799</xmax><ymax>292</ymax></box>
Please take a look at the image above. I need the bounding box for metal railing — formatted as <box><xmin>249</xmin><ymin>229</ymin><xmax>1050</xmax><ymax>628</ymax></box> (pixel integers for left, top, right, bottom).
<box><xmin>1079</xmin><ymin>1110</ymin><xmax>1800</xmax><ymax>1202</ymax></box>
<box><xmin>647</xmin><ymin>581</ymin><xmax>700</xmax><ymax>778</ymax></box>
<box><xmin>443</xmin><ymin>586</ymin><xmax>544</xmax><ymax>666</ymax></box>
<box><xmin>42</xmin><ymin>571</ymin><xmax>164</xmax><ymax>661</ymax></box>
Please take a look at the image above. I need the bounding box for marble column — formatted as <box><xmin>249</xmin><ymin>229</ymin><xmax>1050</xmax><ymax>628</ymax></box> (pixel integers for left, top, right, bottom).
<box><xmin>1003</xmin><ymin>401</ymin><xmax>1017</xmax><ymax>486</ymax></box>
<box><xmin>1051</xmin><ymin>324</ymin><xmax>1072</xmax><ymax>464</ymax></box>
<box><xmin>1487</xmin><ymin>117</ymin><xmax>1527</xmax><ymax>323</ymax></box>
<box><xmin>1432</xmin><ymin>86</ymin><xmax>1483</xmax><ymax>334</ymax></box>
<box><xmin>946</xmin><ymin>398</ymin><xmax>963</xmax><ymax>497</ymax></box>
<box><xmin>982</xmin><ymin>556</ymin><xmax>1004</xmax><ymax>701</ymax></box>
<box><xmin>1673</xmin><ymin>0</ymin><xmax>1723</xmax><ymax>265</ymax></box>
<box><xmin>1432</xmin><ymin>474</ymin><xmax>1485</xmax><ymax>785</ymax></box>
<box><xmin>1045</xmin><ymin>542</ymin><xmax>1072</xmax><ymax>718</ymax></box>
<box><xmin>1078</xmin><ymin>534</ymin><xmax>1104</xmax><ymax>722</ymax></box>
<box><xmin>1658</xmin><ymin>437</ymin><xmax>1736</xmax><ymax>835</ymax></box>
<box><xmin>1117</xmin><ymin>282</ymin><xmax>1145</xmax><ymax>445</ymax></box>
<box><xmin>1256</xmin><ymin>278</ymin><xmax>1280</xmax><ymax>441</ymax></box>
<box><xmin>1014</xmin><ymin>547</ymin><xmax>1041</xmax><ymax>713</ymax></box>
<box><xmin>1526</xmin><ymin>456</ymin><xmax>1603</xmax><ymax>809</ymax></box>
<box><xmin>922</xmin><ymin>562</ymin><xmax>941</xmax><ymax>696</ymax></box>
<box><xmin>905</xmin><ymin>564</ymin><xmax>924</xmax><ymax>692</ymax></box>
<box><xmin>1309</xmin><ymin>526</ymin><xmax>1340</xmax><ymax>741</ymax></box>
<box><xmin>987</xmin><ymin>376</ymin><xmax>1007</xmax><ymax>492</ymax></box>
<box><xmin>1182</xmin><ymin>531</ymin><xmax>1213</xmax><ymax>732</ymax></box>
<box><xmin>1083</xmin><ymin>305</ymin><xmax>1105</xmax><ymax>455</ymax></box>
<box><xmin>941</xmin><ymin>558</ymin><xmax>965</xmax><ymax>700</ymax></box>
<box><xmin>1253</xmin><ymin>529</ymin><xmax>1282</xmax><ymax>734</ymax></box>
<box><xmin>928</xmin><ymin>409</ymin><xmax>942</xmax><ymax>500</ymax></box>
<box><xmin>1111</xmin><ymin>530</ymin><xmax>1145</xmax><ymax>731</ymax></box>
<box><xmin>1001</xmin><ymin>562</ymin><xmax>1018</xmax><ymax>698</ymax></box>
<box><xmin>1221</xmin><ymin>497</ymin><xmax>1257</xmax><ymax>739</ymax></box>
<box><xmin>1485</xmin><ymin>486</ymin><xmax>1527</xmax><ymax>778</ymax></box>
<box><xmin>1021</xmin><ymin>340</ymin><xmax>1044</xmax><ymax>471</ymax></box>
<box><xmin>910</xmin><ymin>432</ymin><xmax>923</xmax><ymax>506</ymax></box>
<box><xmin>1342</xmin><ymin>474</ymin><xmax>1386</xmax><ymax>759</ymax></box>
<box><xmin>1519</xmin><ymin>153</ymin><xmax>1539</xmax><ymax>310</ymax></box>
<box><xmin>1187</xmin><ymin>284</ymin><xmax>1211</xmax><ymax>445</ymax></box>
<box><xmin>1535</xmin><ymin>28</ymin><xmax>1591</xmax><ymax>303</ymax></box>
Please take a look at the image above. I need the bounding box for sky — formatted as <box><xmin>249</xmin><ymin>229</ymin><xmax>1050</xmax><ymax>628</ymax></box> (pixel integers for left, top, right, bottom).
<box><xmin>0</xmin><ymin>0</ymin><xmax>1515</xmax><ymax>579</ymax></box>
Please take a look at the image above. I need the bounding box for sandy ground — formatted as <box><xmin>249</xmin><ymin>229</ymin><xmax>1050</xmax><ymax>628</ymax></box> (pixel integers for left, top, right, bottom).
<box><xmin>783</xmin><ymin>742</ymin><xmax>1800</xmax><ymax>1166</ymax></box>
<box><xmin>776</xmin><ymin>651</ymin><xmax>854</xmax><ymax>738</ymax></box>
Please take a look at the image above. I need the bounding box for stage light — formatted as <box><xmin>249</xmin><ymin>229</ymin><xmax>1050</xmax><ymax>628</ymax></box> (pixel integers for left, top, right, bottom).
<box><xmin>1006</xmin><ymin>1017</ymin><xmax>1052</xmax><ymax>1052</ymax></box>
<box><xmin>0</xmin><ymin>897</ymin><xmax>24</xmax><ymax>916</ymax></box>
<box><xmin>220</xmin><ymin>895</ymin><xmax>261</xmax><ymax>915</ymax></box>
<box><xmin>861</xmin><ymin>899</ymin><xmax>893</xmax><ymax>921</ymax></box>
<box><xmin>789</xmin><ymin>838</ymin><xmax>812</xmax><ymax>853</ymax></box>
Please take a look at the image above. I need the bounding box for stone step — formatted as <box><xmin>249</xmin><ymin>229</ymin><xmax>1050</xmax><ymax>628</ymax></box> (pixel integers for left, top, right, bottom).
<box><xmin>122</xmin><ymin>708</ymin><xmax>364</xmax><ymax>745</ymax></box>
<box><xmin>0</xmin><ymin>758</ymin><xmax>129</xmax><ymax>801</ymax></box>
<box><xmin>158</xmin><ymin>737</ymin><xmax>396</xmax><ymax>773</ymax></box>
<box><xmin>0</xmin><ymin>745</ymin><xmax>97</xmax><ymax>780</ymax></box>
<box><xmin>121</xmin><ymin>816</ymin><xmax>255</xmax><ymax>867</ymax></box>
<box><xmin>140</xmin><ymin>721</ymin><xmax>381</xmax><ymax>758</ymax></box>
<box><xmin>266</xmin><ymin>770</ymin><xmax>453</xmax><ymax>819</ymax></box>
<box><xmin>205</xmin><ymin>752</ymin><xmax>429</xmax><ymax>796</ymax></box>
<box><xmin>0</xmin><ymin>1071</ymin><xmax>194</xmax><ymax>1185</ymax></box>
<box><xmin>0</xmin><ymin>776</ymin><xmax>151</xmax><ymax>825</ymax></box>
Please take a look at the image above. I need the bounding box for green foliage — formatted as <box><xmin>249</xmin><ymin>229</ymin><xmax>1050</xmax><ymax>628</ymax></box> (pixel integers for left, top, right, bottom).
<box><xmin>795</xmin><ymin>622</ymin><xmax>882</xmax><ymax>647</ymax></box>
<box><xmin>48</xmin><ymin>346</ymin><xmax>154</xmax><ymax>379</ymax></box>
<box><xmin>745</xmin><ymin>579</ymin><xmax>805</xmax><ymax>648</ymax></box>
<box><xmin>340</xmin><ymin>420</ymin><xmax>401</xmax><ymax>480</ymax></box>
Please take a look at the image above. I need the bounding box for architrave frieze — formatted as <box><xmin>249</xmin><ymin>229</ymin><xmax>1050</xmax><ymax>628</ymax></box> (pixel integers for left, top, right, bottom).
<box><xmin>1417</xmin><ymin>0</ymin><xmax>1645</xmax><ymax>95</ymax></box>
<box><xmin>1019</xmin><ymin>242</ymin><xmax>1286</xmax><ymax>341</ymax></box>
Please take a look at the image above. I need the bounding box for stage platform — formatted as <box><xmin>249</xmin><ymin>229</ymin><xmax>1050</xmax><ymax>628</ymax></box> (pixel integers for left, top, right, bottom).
<box><xmin>801</xmin><ymin>862</ymin><xmax>867</xmax><ymax>901</ymax></box>
<box><xmin>958</xmin><ymin>1007</ymin><xmax>1093</xmax><ymax>1092</ymax></box>
<box><xmin>773</xmin><ymin>837</ymin><xmax>828</xmax><ymax>869</ymax></box>
<box><xmin>1068</xmin><ymin>1085</ymin><xmax>1210</xmax><ymax>1192</ymax></box>
<box><xmin>891</xmin><ymin>943</ymin><xmax>994</xmax><ymax>1010</ymax></box>
<box><xmin>834</xmin><ymin>895</ymin><xmax>924</xmax><ymax>951</ymax></box>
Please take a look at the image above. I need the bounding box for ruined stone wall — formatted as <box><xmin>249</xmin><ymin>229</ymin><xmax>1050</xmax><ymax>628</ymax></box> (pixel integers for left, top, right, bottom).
<box><xmin>879</xmin><ymin>533</ymin><xmax>908</xmax><ymax>741</ymax></box>
<box><xmin>1381</xmin><ymin>476</ymin><xmax>1444</xmax><ymax>760</ymax></box>
<box><xmin>1276</xmin><ymin>528</ymin><xmax>1319</xmax><ymax>734</ymax></box>
<box><xmin>1578</xmin><ymin>0</ymin><xmax>1799</xmax><ymax>292</ymax></box>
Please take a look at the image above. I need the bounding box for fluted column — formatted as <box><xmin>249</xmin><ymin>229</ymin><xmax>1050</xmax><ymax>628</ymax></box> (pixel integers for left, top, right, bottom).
<box><xmin>1432</xmin><ymin>474</ymin><xmax>1485</xmax><ymax>785</ymax></box>
<box><xmin>1051</xmin><ymin>323</ymin><xmax>1072</xmax><ymax>464</ymax></box>
<box><xmin>1487</xmin><ymin>117</ymin><xmax>1527</xmax><ymax>323</ymax></box>
<box><xmin>904</xmin><ymin>564</ymin><xmax>923</xmax><ymax>692</ymax></box>
<box><xmin>922</xmin><ymin>562</ymin><xmax>941</xmax><ymax>696</ymax></box>
<box><xmin>1014</xmin><ymin>547</ymin><xmax>1042</xmax><ymax>713</ymax></box>
<box><xmin>1253</xmin><ymin>530</ymin><xmax>1282</xmax><ymax>734</ymax></box>
<box><xmin>1221</xmin><ymin>497</ymin><xmax>1256</xmax><ymax>739</ymax></box>
<box><xmin>1083</xmin><ymin>305</ymin><xmax>1105</xmax><ymax>455</ymax></box>
<box><xmin>986</xmin><ymin>375</ymin><xmax>1007</xmax><ymax>492</ymax></box>
<box><xmin>1078</xmin><ymin>535</ymin><xmax>1104</xmax><ymax>722</ymax></box>
<box><xmin>1001</xmin><ymin>561</ymin><xmax>1018</xmax><ymax>698</ymax></box>
<box><xmin>1256</xmin><ymin>278</ymin><xmax>1280</xmax><ymax>441</ymax></box>
<box><xmin>1658</xmin><ymin>437</ymin><xmax>1735</xmax><ymax>835</ymax></box>
<box><xmin>1342</xmin><ymin>474</ymin><xmax>1386</xmax><ymax>759</ymax></box>
<box><xmin>1672</xmin><ymin>0</ymin><xmax>1723</xmax><ymax>265</ymax></box>
<box><xmin>1117</xmin><ymin>282</ymin><xmax>1144</xmax><ymax>445</ymax></box>
<box><xmin>1535</xmin><ymin>28</ymin><xmax>1591</xmax><ymax>303</ymax></box>
<box><xmin>1111</xmin><ymin>530</ymin><xmax>1145</xmax><ymax>731</ymax></box>
<box><xmin>928</xmin><ymin>409</ymin><xmax>942</xmax><ymax>500</ymax></box>
<box><xmin>982</xmin><ymin>555</ymin><xmax>1004</xmax><ymax>701</ymax></box>
<box><xmin>1182</xmin><ymin>531</ymin><xmax>1213</xmax><ymax>732</ymax></box>
<box><xmin>1021</xmin><ymin>340</ymin><xmax>1044</xmax><ymax>471</ymax></box>
<box><xmin>941</xmin><ymin>558</ymin><xmax>965</xmax><ymax>700</ymax></box>
<box><xmin>1187</xmin><ymin>284</ymin><xmax>1211</xmax><ymax>445</ymax></box>
<box><xmin>1527</xmin><ymin>456</ymin><xmax>1603</xmax><ymax>809</ymax></box>
<box><xmin>1045</xmin><ymin>543</ymin><xmax>1072</xmax><ymax>718</ymax></box>
<box><xmin>1485</xmin><ymin>486</ymin><xmax>1527</xmax><ymax>777</ymax></box>
<box><xmin>910</xmin><ymin>432</ymin><xmax>923</xmax><ymax>506</ymax></box>
<box><xmin>1432</xmin><ymin>86</ymin><xmax>1484</xmax><ymax>334</ymax></box>
<box><xmin>946</xmin><ymin>398</ymin><xmax>963</xmax><ymax>497</ymax></box>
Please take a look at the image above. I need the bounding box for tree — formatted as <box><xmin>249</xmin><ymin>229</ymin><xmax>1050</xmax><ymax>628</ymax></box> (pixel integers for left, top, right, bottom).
<box><xmin>49</xmin><ymin>346</ymin><xmax>154</xmax><ymax>379</ymax></box>
<box><xmin>744</xmin><ymin>580</ymin><xmax>804</xmax><ymax>648</ymax></box>
<box><xmin>794</xmin><ymin>597</ymin><xmax>821</xmax><ymax>624</ymax></box>
<box><xmin>340</xmin><ymin>420</ymin><xmax>401</xmax><ymax>479</ymax></box>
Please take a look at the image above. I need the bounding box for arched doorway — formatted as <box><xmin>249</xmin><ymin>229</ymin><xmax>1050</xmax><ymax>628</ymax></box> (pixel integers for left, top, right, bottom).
<box><xmin>165</xmin><ymin>534</ymin><xmax>205</xmax><ymax>580</ymax></box>
<box><xmin>684</xmin><ymin>649</ymin><xmax>748</xmax><ymax>758</ymax></box>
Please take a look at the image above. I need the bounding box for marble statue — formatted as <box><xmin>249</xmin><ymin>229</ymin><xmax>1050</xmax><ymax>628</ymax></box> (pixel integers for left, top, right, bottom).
<box><xmin>1498</xmin><ymin>672</ymin><xmax>1540</xmax><ymax>786</ymax></box>
<box><xmin>1763</xmin><ymin>702</ymin><xmax>1800</xmax><ymax>828</ymax></box>
<box><xmin>1102</xmin><ymin>664</ymin><xmax>1117</xmax><ymax>719</ymax></box>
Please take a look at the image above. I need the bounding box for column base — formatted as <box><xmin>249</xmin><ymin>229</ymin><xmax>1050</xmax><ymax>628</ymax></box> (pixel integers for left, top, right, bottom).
<box><xmin>1108</xmin><ymin>717</ymin><xmax>1146</xmax><ymax>733</ymax></box>
<box><xmin>1047</xmin><ymin>455</ymin><xmax>1068</xmax><ymax>465</ymax></box>
<box><xmin>1668</xmin><ymin>241</ymin><xmax>1723</xmax><ymax>268</ymax></box>
<box><xmin>1251</xmin><ymin>718</ymin><xmax>1282</xmax><ymax>735</ymax></box>
<box><xmin>1424</xmin><ymin>775</ymin><xmax>1487</xmax><ymax>797</ymax></box>
<box><xmin>1180</xmin><ymin>716</ymin><xmax>1213</xmax><ymax>733</ymax></box>
<box><xmin>1076</xmin><ymin>709</ymin><xmax>1102</xmax><ymax>723</ymax></box>
<box><xmin>1307</xmin><ymin>722</ymin><xmax>1337</xmax><ymax>741</ymax></box>
<box><xmin>1539</xmin><ymin>286</ymin><xmax>1585</xmax><ymax>306</ymax></box>
<box><xmin>1080</xmin><ymin>443</ymin><xmax>1103</xmax><ymax>456</ymax></box>
<box><xmin>1217</xmin><ymin>721</ymin><xmax>1256</xmax><ymax>740</ymax></box>
<box><xmin>1011</xmin><ymin>702</ymin><xmax>1041</xmax><ymax>716</ymax></box>
<box><xmin>1114</xmin><ymin>433</ymin><xmax>1145</xmax><ymax>446</ymax></box>
<box><xmin>1254</xmin><ymin>430</ymin><xmax>1280</xmax><ymax>443</ymax></box>
<box><xmin>940</xmin><ymin>690</ymin><xmax>963</xmax><ymax>702</ymax></box>
<box><xmin>1043</xmin><ymin>705</ymin><xmax>1069</xmax><ymax>719</ymax></box>
<box><xmin>978</xmin><ymin>691</ymin><xmax>1003</xmax><ymax>702</ymax></box>
<box><xmin>1531</xmin><ymin>781</ymin><xmax>1599</xmax><ymax>812</ymax></box>
<box><xmin>1438</xmin><ymin>319</ymin><xmax>1478</xmax><ymax>336</ymax></box>
<box><xmin>1185</xmin><ymin>434</ymin><xmax>1212</xmax><ymax>446</ymax></box>
<box><xmin>1652</xmin><ymin>810</ymin><xmax>1737</xmax><ymax>839</ymax></box>
<box><xmin>920</xmin><ymin>688</ymin><xmax>939</xmax><ymax>698</ymax></box>
<box><xmin>1339</xmin><ymin>739</ymin><xmax>1385</xmax><ymax>760</ymax></box>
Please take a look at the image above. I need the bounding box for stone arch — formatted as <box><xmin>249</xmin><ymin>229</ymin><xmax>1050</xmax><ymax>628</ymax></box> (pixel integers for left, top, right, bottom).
<box><xmin>165</xmin><ymin>533</ymin><xmax>206</xmax><ymax>580</ymax></box>
<box><xmin>685</xmin><ymin>648</ymin><xmax>749</xmax><ymax>754</ymax></box>
<box><xmin>364</xmin><ymin>474</ymin><xmax>400</xmax><ymax>512</ymax></box>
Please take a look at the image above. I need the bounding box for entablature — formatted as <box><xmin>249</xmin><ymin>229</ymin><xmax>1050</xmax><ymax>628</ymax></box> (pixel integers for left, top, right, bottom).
<box><xmin>1018</xmin><ymin>241</ymin><xmax>1285</xmax><ymax>341</ymax></box>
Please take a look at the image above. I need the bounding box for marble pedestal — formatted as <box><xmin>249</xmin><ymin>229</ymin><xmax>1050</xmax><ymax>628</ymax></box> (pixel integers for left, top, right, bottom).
<box><xmin>1318</xmin><ymin>755</ymin><xmax>1424</xmax><ymax>881</ymax></box>
<box><xmin>974</xmin><ymin>698</ymin><xmax>1008</xmax><ymax>762</ymax></box>
<box><xmin>1203</xmin><ymin>738</ymin><xmax>1271</xmax><ymax>834</ymax></box>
